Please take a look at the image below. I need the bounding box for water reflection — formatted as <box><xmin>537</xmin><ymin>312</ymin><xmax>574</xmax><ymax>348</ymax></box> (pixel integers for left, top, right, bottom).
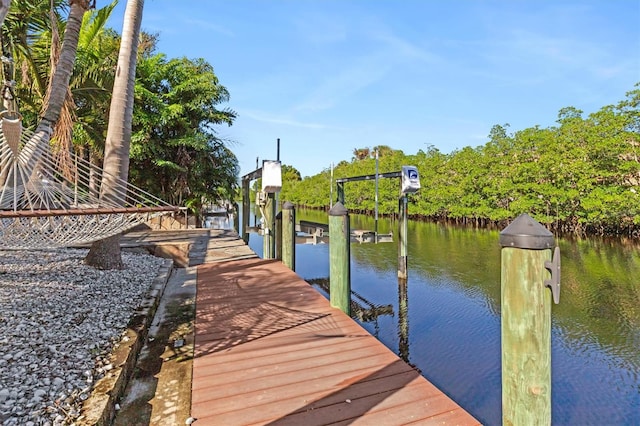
<box><xmin>306</xmin><ymin>276</ymin><xmax>416</xmax><ymax>373</ymax></box>
<box><xmin>398</xmin><ymin>278</ymin><xmax>410</xmax><ymax>368</ymax></box>
<box><xmin>247</xmin><ymin>209</ymin><xmax>640</xmax><ymax>425</ymax></box>
<box><xmin>305</xmin><ymin>277</ymin><xmax>393</xmax><ymax>338</ymax></box>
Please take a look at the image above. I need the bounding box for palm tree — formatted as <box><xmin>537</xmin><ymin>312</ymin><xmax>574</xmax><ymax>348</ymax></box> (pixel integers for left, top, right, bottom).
<box><xmin>3</xmin><ymin>0</ymin><xmax>88</xmax><ymax>175</ymax></box>
<box><xmin>38</xmin><ymin>0</ymin><xmax>90</xmax><ymax>132</ymax></box>
<box><xmin>353</xmin><ymin>147</ymin><xmax>371</xmax><ymax>161</ymax></box>
<box><xmin>84</xmin><ymin>0</ymin><xmax>144</xmax><ymax>269</ymax></box>
<box><xmin>2</xmin><ymin>0</ymin><xmax>68</xmax><ymax>122</ymax></box>
<box><xmin>70</xmin><ymin>2</ymin><xmax>120</xmax><ymax>173</ymax></box>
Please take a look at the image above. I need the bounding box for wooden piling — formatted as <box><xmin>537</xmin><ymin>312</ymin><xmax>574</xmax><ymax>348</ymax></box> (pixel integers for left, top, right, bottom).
<box><xmin>337</xmin><ymin>182</ymin><xmax>345</xmax><ymax>205</ymax></box>
<box><xmin>234</xmin><ymin>202</ymin><xmax>240</xmax><ymax>235</ymax></box>
<box><xmin>275</xmin><ymin>210</ymin><xmax>282</xmax><ymax>260</ymax></box>
<box><xmin>241</xmin><ymin>181</ymin><xmax>250</xmax><ymax>243</ymax></box>
<box><xmin>500</xmin><ymin>214</ymin><xmax>555</xmax><ymax>426</ymax></box>
<box><xmin>263</xmin><ymin>193</ymin><xmax>275</xmax><ymax>259</ymax></box>
<box><xmin>329</xmin><ymin>202</ymin><xmax>350</xmax><ymax>315</ymax></box>
<box><xmin>282</xmin><ymin>202</ymin><xmax>295</xmax><ymax>271</ymax></box>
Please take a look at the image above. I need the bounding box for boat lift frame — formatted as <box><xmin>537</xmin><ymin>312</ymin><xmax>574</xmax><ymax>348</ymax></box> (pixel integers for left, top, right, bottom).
<box><xmin>334</xmin><ymin>169</ymin><xmax>412</xmax><ymax>279</ymax></box>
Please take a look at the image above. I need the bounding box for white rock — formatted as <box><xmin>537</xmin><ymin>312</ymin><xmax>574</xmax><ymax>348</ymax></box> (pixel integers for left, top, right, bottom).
<box><xmin>0</xmin><ymin>248</ymin><xmax>165</xmax><ymax>424</ymax></box>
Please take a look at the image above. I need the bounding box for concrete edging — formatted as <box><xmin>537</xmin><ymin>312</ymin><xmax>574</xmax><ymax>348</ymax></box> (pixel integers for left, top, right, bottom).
<box><xmin>77</xmin><ymin>259</ymin><xmax>174</xmax><ymax>426</ymax></box>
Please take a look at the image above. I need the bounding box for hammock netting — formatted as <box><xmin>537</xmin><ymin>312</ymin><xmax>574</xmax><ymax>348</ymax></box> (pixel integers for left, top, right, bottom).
<box><xmin>0</xmin><ymin>115</ymin><xmax>176</xmax><ymax>249</ymax></box>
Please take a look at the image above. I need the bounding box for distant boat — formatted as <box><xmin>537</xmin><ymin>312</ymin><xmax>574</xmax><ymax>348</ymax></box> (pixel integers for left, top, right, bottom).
<box><xmin>204</xmin><ymin>206</ymin><xmax>228</xmax><ymax>217</ymax></box>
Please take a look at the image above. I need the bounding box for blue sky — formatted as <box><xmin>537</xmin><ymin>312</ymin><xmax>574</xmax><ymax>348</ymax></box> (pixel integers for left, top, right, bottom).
<box><xmin>108</xmin><ymin>0</ymin><xmax>639</xmax><ymax>178</ymax></box>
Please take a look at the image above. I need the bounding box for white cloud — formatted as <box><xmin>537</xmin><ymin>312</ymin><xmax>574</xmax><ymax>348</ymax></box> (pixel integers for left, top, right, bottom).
<box><xmin>292</xmin><ymin>27</ymin><xmax>442</xmax><ymax>113</ymax></box>
<box><xmin>241</xmin><ymin>109</ymin><xmax>328</xmax><ymax>130</ymax></box>
<box><xmin>292</xmin><ymin>52</ymin><xmax>393</xmax><ymax>112</ymax></box>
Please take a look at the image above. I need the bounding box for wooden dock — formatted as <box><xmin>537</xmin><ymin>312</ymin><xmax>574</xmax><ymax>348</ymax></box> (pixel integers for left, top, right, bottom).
<box><xmin>192</xmin><ymin>257</ymin><xmax>480</xmax><ymax>425</ymax></box>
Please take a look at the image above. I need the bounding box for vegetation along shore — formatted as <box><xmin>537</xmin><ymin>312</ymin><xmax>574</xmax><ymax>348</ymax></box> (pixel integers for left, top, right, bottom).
<box><xmin>274</xmin><ymin>86</ymin><xmax>640</xmax><ymax>237</ymax></box>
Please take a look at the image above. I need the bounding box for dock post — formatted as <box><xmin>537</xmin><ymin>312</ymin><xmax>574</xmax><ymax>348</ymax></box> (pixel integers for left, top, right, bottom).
<box><xmin>337</xmin><ymin>182</ymin><xmax>345</xmax><ymax>205</ymax></box>
<box><xmin>242</xmin><ymin>180</ymin><xmax>250</xmax><ymax>243</ymax></box>
<box><xmin>263</xmin><ymin>193</ymin><xmax>276</xmax><ymax>259</ymax></box>
<box><xmin>398</xmin><ymin>195</ymin><xmax>408</xmax><ymax>279</ymax></box>
<box><xmin>329</xmin><ymin>202</ymin><xmax>350</xmax><ymax>315</ymax></box>
<box><xmin>500</xmin><ymin>213</ymin><xmax>556</xmax><ymax>426</ymax></box>
<box><xmin>234</xmin><ymin>202</ymin><xmax>240</xmax><ymax>234</ymax></box>
<box><xmin>282</xmin><ymin>202</ymin><xmax>296</xmax><ymax>271</ymax></box>
<box><xmin>275</xmin><ymin>210</ymin><xmax>282</xmax><ymax>260</ymax></box>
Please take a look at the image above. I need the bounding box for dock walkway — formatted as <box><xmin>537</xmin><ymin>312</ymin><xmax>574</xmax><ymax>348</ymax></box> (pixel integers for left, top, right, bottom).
<box><xmin>111</xmin><ymin>228</ymin><xmax>479</xmax><ymax>425</ymax></box>
<box><xmin>192</xmin><ymin>256</ymin><xmax>480</xmax><ymax>425</ymax></box>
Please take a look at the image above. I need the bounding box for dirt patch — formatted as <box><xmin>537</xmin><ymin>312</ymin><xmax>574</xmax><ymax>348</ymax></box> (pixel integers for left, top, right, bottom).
<box><xmin>113</xmin><ymin>267</ymin><xmax>196</xmax><ymax>426</ymax></box>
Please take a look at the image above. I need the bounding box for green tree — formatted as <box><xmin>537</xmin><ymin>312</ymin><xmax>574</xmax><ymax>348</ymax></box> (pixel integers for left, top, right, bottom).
<box><xmin>279</xmin><ymin>164</ymin><xmax>302</xmax><ymax>203</ymax></box>
<box><xmin>352</xmin><ymin>147</ymin><xmax>370</xmax><ymax>160</ymax></box>
<box><xmin>128</xmin><ymin>53</ymin><xmax>238</xmax><ymax>215</ymax></box>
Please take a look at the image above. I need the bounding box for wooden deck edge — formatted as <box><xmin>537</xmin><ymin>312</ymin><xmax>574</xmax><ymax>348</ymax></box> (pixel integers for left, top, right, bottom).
<box><xmin>77</xmin><ymin>259</ymin><xmax>174</xmax><ymax>426</ymax></box>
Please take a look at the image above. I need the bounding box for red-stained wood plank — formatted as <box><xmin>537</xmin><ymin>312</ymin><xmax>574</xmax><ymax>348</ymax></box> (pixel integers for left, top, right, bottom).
<box><xmin>192</xmin><ymin>257</ymin><xmax>480</xmax><ymax>426</ymax></box>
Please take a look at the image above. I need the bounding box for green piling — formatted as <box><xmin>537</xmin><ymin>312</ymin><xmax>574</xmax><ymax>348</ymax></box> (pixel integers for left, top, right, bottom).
<box><xmin>275</xmin><ymin>210</ymin><xmax>282</xmax><ymax>260</ymax></box>
<box><xmin>282</xmin><ymin>202</ymin><xmax>296</xmax><ymax>271</ymax></box>
<box><xmin>337</xmin><ymin>182</ymin><xmax>345</xmax><ymax>205</ymax></box>
<box><xmin>234</xmin><ymin>202</ymin><xmax>240</xmax><ymax>234</ymax></box>
<box><xmin>500</xmin><ymin>213</ymin><xmax>555</xmax><ymax>426</ymax></box>
<box><xmin>329</xmin><ymin>202</ymin><xmax>350</xmax><ymax>315</ymax></box>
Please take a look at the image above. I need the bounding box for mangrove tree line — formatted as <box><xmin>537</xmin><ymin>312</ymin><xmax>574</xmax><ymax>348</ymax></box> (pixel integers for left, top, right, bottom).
<box><xmin>279</xmin><ymin>85</ymin><xmax>640</xmax><ymax>236</ymax></box>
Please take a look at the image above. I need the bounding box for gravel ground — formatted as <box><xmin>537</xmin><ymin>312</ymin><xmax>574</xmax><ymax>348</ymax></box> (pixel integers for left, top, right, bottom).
<box><xmin>0</xmin><ymin>248</ymin><xmax>165</xmax><ymax>426</ymax></box>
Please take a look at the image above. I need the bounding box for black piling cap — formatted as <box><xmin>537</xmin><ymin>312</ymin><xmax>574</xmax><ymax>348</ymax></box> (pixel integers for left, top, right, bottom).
<box><xmin>500</xmin><ymin>213</ymin><xmax>555</xmax><ymax>249</ymax></box>
<box><xmin>329</xmin><ymin>201</ymin><xmax>348</xmax><ymax>216</ymax></box>
<box><xmin>283</xmin><ymin>201</ymin><xmax>295</xmax><ymax>210</ymax></box>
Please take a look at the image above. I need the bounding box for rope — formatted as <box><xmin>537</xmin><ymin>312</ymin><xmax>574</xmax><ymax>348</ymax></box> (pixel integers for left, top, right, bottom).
<box><xmin>0</xmin><ymin>116</ymin><xmax>175</xmax><ymax>249</ymax></box>
<box><xmin>0</xmin><ymin>29</ymin><xmax>174</xmax><ymax>249</ymax></box>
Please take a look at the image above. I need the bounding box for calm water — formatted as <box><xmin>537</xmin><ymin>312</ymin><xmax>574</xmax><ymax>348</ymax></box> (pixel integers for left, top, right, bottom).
<box><xmin>238</xmin><ymin>209</ymin><xmax>640</xmax><ymax>425</ymax></box>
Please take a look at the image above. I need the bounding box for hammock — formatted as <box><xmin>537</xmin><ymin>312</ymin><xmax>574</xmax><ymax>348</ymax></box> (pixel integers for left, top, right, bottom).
<box><xmin>0</xmin><ymin>113</ymin><xmax>176</xmax><ymax>249</ymax></box>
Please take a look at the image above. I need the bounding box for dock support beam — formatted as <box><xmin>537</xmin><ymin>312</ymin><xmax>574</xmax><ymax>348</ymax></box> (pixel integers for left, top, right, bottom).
<box><xmin>337</xmin><ymin>182</ymin><xmax>345</xmax><ymax>205</ymax></box>
<box><xmin>234</xmin><ymin>202</ymin><xmax>240</xmax><ymax>235</ymax></box>
<box><xmin>398</xmin><ymin>195</ymin><xmax>408</xmax><ymax>279</ymax></box>
<box><xmin>500</xmin><ymin>214</ymin><xmax>556</xmax><ymax>426</ymax></box>
<box><xmin>282</xmin><ymin>202</ymin><xmax>296</xmax><ymax>271</ymax></box>
<box><xmin>329</xmin><ymin>202</ymin><xmax>350</xmax><ymax>315</ymax></box>
<box><xmin>263</xmin><ymin>193</ymin><xmax>276</xmax><ymax>259</ymax></box>
<box><xmin>241</xmin><ymin>180</ymin><xmax>250</xmax><ymax>243</ymax></box>
<box><xmin>275</xmin><ymin>210</ymin><xmax>282</xmax><ymax>260</ymax></box>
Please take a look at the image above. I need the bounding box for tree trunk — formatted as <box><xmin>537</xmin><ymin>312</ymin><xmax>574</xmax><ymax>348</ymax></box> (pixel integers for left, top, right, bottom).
<box><xmin>84</xmin><ymin>0</ymin><xmax>144</xmax><ymax>269</ymax></box>
<box><xmin>15</xmin><ymin>1</ymin><xmax>89</xmax><ymax>182</ymax></box>
<box><xmin>0</xmin><ymin>0</ymin><xmax>9</xmax><ymax>28</ymax></box>
<box><xmin>83</xmin><ymin>234</ymin><xmax>126</xmax><ymax>269</ymax></box>
<box><xmin>40</xmin><ymin>1</ymin><xmax>89</xmax><ymax>131</ymax></box>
